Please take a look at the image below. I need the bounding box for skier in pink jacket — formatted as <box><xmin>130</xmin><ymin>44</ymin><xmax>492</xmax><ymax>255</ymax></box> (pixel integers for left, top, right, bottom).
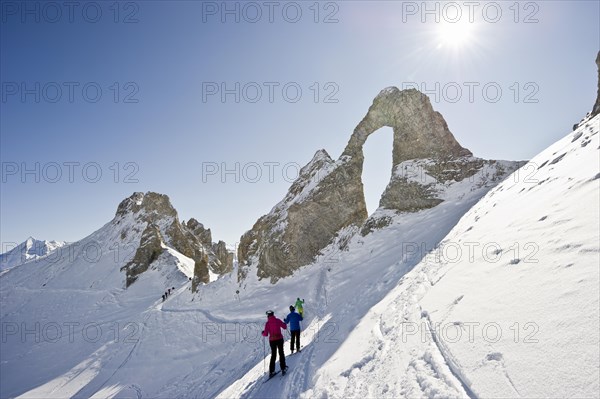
<box><xmin>262</xmin><ymin>310</ymin><xmax>288</xmax><ymax>377</ymax></box>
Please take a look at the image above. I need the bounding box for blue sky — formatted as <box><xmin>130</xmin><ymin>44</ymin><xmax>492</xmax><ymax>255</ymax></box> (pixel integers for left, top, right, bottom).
<box><xmin>1</xmin><ymin>0</ymin><xmax>599</xmax><ymax>250</ymax></box>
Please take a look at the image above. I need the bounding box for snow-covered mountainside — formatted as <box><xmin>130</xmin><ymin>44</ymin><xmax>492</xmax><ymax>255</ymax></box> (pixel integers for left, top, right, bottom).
<box><xmin>302</xmin><ymin>114</ymin><xmax>600</xmax><ymax>399</ymax></box>
<box><xmin>0</xmin><ymin>154</ymin><xmax>512</xmax><ymax>398</ymax></box>
<box><xmin>1</xmin><ymin>111</ymin><xmax>597</xmax><ymax>398</ymax></box>
<box><xmin>0</xmin><ymin>193</ymin><xmax>236</xmax><ymax>398</ymax></box>
<box><xmin>0</xmin><ymin>237</ymin><xmax>66</xmax><ymax>272</ymax></box>
<box><xmin>0</xmin><ymin>129</ymin><xmax>525</xmax><ymax>399</ymax></box>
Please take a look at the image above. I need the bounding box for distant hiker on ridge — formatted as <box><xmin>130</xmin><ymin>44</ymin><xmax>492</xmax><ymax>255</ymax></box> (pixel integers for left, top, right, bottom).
<box><xmin>295</xmin><ymin>298</ymin><xmax>304</xmax><ymax>317</ymax></box>
<box><xmin>284</xmin><ymin>305</ymin><xmax>303</xmax><ymax>353</ymax></box>
<box><xmin>262</xmin><ymin>310</ymin><xmax>288</xmax><ymax>377</ymax></box>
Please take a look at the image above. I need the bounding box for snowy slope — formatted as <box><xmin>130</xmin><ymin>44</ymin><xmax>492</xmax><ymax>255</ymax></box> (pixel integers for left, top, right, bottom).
<box><xmin>0</xmin><ymin>237</ymin><xmax>66</xmax><ymax>272</ymax></box>
<box><xmin>0</xmin><ymin>202</ymin><xmax>199</xmax><ymax>398</ymax></box>
<box><xmin>0</xmin><ymin>152</ymin><xmax>514</xmax><ymax>398</ymax></box>
<box><xmin>304</xmin><ymin>115</ymin><xmax>600</xmax><ymax>398</ymax></box>
<box><xmin>1</xmin><ymin>117</ymin><xmax>596</xmax><ymax>398</ymax></box>
<box><xmin>212</xmin><ymin>161</ymin><xmax>521</xmax><ymax>398</ymax></box>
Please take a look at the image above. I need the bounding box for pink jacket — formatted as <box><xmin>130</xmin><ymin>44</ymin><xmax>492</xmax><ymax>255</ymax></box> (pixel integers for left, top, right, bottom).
<box><xmin>262</xmin><ymin>315</ymin><xmax>287</xmax><ymax>341</ymax></box>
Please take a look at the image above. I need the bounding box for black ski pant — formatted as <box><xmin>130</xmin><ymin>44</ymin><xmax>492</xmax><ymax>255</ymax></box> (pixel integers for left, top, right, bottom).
<box><xmin>290</xmin><ymin>329</ymin><xmax>300</xmax><ymax>352</ymax></box>
<box><xmin>269</xmin><ymin>338</ymin><xmax>286</xmax><ymax>373</ymax></box>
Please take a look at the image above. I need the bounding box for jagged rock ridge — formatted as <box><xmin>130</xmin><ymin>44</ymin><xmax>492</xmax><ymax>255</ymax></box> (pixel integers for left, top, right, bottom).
<box><xmin>238</xmin><ymin>88</ymin><xmax>523</xmax><ymax>282</ymax></box>
<box><xmin>592</xmin><ymin>51</ymin><xmax>600</xmax><ymax>118</ymax></box>
<box><xmin>117</xmin><ymin>192</ymin><xmax>233</xmax><ymax>290</ymax></box>
<box><xmin>238</xmin><ymin>149</ymin><xmax>366</xmax><ymax>281</ymax></box>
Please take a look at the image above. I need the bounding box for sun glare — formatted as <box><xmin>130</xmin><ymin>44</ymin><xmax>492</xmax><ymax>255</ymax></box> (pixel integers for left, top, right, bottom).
<box><xmin>437</xmin><ymin>21</ymin><xmax>476</xmax><ymax>49</ymax></box>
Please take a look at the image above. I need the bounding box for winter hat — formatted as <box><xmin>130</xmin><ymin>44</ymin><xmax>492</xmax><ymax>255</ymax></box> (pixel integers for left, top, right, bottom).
<box><xmin>266</xmin><ymin>310</ymin><xmax>274</xmax><ymax>316</ymax></box>
<box><xmin>289</xmin><ymin>305</ymin><xmax>295</xmax><ymax>311</ymax></box>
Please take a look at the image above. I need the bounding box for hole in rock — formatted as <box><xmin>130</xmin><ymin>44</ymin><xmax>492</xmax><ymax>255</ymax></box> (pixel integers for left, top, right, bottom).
<box><xmin>361</xmin><ymin>127</ymin><xmax>394</xmax><ymax>216</ymax></box>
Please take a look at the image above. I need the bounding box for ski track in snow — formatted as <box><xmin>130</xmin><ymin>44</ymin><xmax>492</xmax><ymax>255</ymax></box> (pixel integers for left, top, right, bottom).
<box><xmin>421</xmin><ymin>310</ymin><xmax>476</xmax><ymax>399</ymax></box>
<box><xmin>303</xmin><ymin>258</ymin><xmax>470</xmax><ymax>399</ymax></box>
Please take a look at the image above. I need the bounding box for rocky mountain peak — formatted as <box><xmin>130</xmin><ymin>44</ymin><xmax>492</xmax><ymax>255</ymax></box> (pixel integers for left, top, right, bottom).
<box><xmin>115</xmin><ymin>192</ymin><xmax>233</xmax><ymax>289</ymax></box>
<box><xmin>310</xmin><ymin>149</ymin><xmax>333</xmax><ymax>164</ymax></box>
<box><xmin>186</xmin><ymin>218</ymin><xmax>212</xmax><ymax>249</ymax></box>
<box><xmin>115</xmin><ymin>192</ymin><xmax>177</xmax><ymax>220</ymax></box>
<box><xmin>0</xmin><ymin>237</ymin><xmax>67</xmax><ymax>271</ymax></box>
<box><xmin>238</xmin><ymin>88</ymin><xmax>521</xmax><ymax>283</ymax></box>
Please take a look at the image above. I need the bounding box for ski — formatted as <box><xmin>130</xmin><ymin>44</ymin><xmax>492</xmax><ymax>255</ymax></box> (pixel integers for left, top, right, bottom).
<box><xmin>263</xmin><ymin>370</ymin><xmax>280</xmax><ymax>383</ymax></box>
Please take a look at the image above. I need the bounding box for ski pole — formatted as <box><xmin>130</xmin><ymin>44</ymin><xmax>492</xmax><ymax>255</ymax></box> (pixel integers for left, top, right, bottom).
<box><xmin>263</xmin><ymin>337</ymin><xmax>266</xmax><ymax>373</ymax></box>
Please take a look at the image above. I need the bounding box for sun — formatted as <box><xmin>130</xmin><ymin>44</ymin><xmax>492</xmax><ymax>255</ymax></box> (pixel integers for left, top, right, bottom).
<box><xmin>437</xmin><ymin>21</ymin><xmax>476</xmax><ymax>49</ymax></box>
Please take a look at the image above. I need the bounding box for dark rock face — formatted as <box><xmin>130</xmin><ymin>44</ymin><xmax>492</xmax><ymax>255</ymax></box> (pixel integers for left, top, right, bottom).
<box><xmin>116</xmin><ymin>192</ymin><xmax>176</xmax><ymax>219</ymax></box>
<box><xmin>122</xmin><ymin>223</ymin><xmax>164</xmax><ymax>286</ymax></box>
<box><xmin>238</xmin><ymin>150</ymin><xmax>367</xmax><ymax>282</ymax></box>
<box><xmin>212</xmin><ymin>241</ymin><xmax>234</xmax><ymax>275</ymax></box>
<box><xmin>191</xmin><ymin>251</ymin><xmax>210</xmax><ymax>291</ymax></box>
<box><xmin>186</xmin><ymin>219</ymin><xmax>213</xmax><ymax>249</ymax></box>
<box><xmin>592</xmin><ymin>51</ymin><xmax>600</xmax><ymax>118</ymax></box>
<box><xmin>117</xmin><ymin>192</ymin><xmax>231</xmax><ymax>291</ymax></box>
<box><xmin>378</xmin><ymin>157</ymin><xmax>486</xmax><ymax>213</ymax></box>
<box><xmin>379</xmin><ymin>178</ymin><xmax>443</xmax><ymax>213</ymax></box>
<box><xmin>238</xmin><ymin>88</ymin><xmax>520</xmax><ymax>283</ymax></box>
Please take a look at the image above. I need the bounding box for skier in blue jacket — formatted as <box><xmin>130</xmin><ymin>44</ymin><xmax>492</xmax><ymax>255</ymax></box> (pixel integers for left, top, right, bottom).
<box><xmin>284</xmin><ymin>305</ymin><xmax>303</xmax><ymax>353</ymax></box>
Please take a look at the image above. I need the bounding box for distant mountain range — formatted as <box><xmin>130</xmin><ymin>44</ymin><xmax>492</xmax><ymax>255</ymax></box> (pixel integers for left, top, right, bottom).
<box><xmin>0</xmin><ymin>237</ymin><xmax>66</xmax><ymax>272</ymax></box>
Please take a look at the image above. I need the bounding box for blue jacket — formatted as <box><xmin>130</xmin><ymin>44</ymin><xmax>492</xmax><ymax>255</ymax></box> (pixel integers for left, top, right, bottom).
<box><xmin>284</xmin><ymin>311</ymin><xmax>303</xmax><ymax>331</ymax></box>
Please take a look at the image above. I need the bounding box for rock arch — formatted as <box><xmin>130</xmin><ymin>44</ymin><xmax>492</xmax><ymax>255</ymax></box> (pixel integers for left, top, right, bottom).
<box><xmin>344</xmin><ymin>88</ymin><xmax>471</xmax><ymax>162</ymax></box>
<box><xmin>343</xmin><ymin>88</ymin><xmax>472</xmax><ymax>212</ymax></box>
<box><xmin>238</xmin><ymin>88</ymin><xmax>475</xmax><ymax>282</ymax></box>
